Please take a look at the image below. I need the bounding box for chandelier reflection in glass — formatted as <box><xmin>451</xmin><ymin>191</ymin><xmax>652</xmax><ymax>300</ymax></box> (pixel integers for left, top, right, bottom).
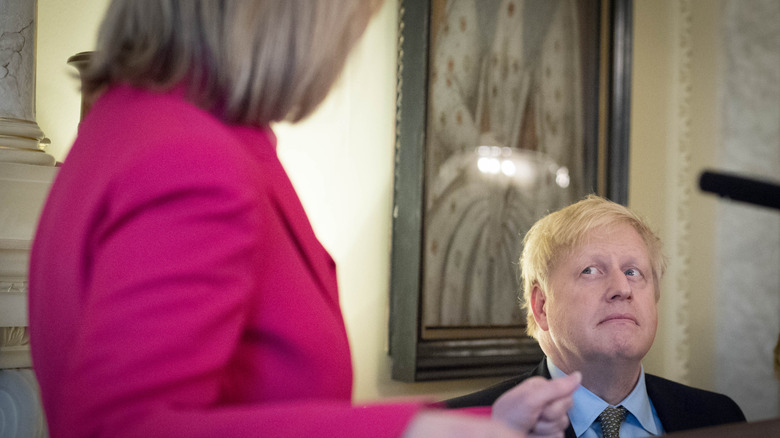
<box><xmin>422</xmin><ymin>145</ymin><xmax>573</xmax><ymax>330</ymax></box>
<box><xmin>475</xmin><ymin>145</ymin><xmax>570</xmax><ymax>188</ymax></box>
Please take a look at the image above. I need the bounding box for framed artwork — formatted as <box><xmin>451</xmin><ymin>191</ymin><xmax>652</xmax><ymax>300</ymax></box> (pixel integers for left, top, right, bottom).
<box><xmin>389</xmin><ymin>0</ymin><xmax>633</xmax><ymax>381</ymax></box>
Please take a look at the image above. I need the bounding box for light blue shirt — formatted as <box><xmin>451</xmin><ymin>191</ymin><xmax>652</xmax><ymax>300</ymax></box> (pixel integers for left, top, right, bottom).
<box><xmin>547</xmin><ymin>358</ymin><xmax>665</xmax><ymax>438</ymax></box>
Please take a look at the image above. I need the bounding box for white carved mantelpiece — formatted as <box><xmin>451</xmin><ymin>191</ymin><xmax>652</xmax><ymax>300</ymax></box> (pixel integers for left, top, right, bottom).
<box><xmin>0</xmin><ymin>121</ymin><xmax>55</xmax><ymax>438</ymax></box>
<box><xmin>1</xmin><ymin>0</ymin><xmax>55</xmax><ymax>437</ymax></box>
<box><xmin>0</xmin><ymin>327</ymin><xmax>30</xmax><ymax>368</ymax></box>
<box><xmin>0</xmin><ymin>162</ymin><xmax>58</xmax><ymax>369</ymax></box>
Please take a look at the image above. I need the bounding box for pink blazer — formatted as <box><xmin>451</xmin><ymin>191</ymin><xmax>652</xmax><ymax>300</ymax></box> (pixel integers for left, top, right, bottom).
<box><xmin>29</xmin><ymin>85</ymin><xmax>421</xmax><ymax>437</ymax></box>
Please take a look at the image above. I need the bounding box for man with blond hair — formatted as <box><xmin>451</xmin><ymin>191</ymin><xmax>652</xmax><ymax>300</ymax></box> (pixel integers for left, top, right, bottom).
<box><xmin>446</xmin><ymin>195</ymin><xmax>745</xmax><ymax>437</ymax></box>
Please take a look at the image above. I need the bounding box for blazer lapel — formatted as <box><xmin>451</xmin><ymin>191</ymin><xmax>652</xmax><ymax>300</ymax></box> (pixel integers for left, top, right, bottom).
<box><xmin>267</xmin><ymin>159</ymin><xmax>341</xmax><ymax>312</ymax></box>
<box><xmin>231</xmin><ymin>124</ymin><xmax>341</xmax><ymax>310</ymax></box>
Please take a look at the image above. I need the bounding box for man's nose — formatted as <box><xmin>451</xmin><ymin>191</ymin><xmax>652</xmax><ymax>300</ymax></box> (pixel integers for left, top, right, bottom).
<box><xmin>607</xmin><ymin>269</ymin><xmax>632</xmax><ymax>300</ymax></box>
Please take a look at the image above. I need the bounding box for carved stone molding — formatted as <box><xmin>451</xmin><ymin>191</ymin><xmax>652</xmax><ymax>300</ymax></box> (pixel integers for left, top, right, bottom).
<box><xmin>1</xmin><ymin>326</ymin><xmax>30</xmax><ymax>347</ymax></box>
<box><xmin>0</xmin><ymin>162</ymin><xmax>59</xmax><ymax>349</ymax></box>
<box><xmin>663</xmin><ymin>0</ymin><xmax>693</xmax><ymax>383</ymax></box>
<box><xmin>0</xmin><ymin>327</ymin><xmax>31</xmax><ymax>369</ymax></box>
<box><xmin>0</xmin><ymin>281</ymin><xmax>28</xmax><ymax>295</ymax></box>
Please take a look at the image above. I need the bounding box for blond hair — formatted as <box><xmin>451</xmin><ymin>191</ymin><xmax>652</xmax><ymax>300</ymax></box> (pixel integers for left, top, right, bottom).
<box><xmin>83</xmin><ymin>0</ymin><xmax>382</xmax><ymax>125</ymax></box>
<box><xmin>520</xmin><ymin>195</ymin><xmax>666</xmax><ymax>338</ymax></box>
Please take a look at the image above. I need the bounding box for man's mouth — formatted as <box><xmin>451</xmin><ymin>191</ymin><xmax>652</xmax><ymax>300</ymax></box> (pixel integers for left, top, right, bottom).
<box><xmin>600</xmin><ymin>313</ymin><xmax>638</xmax><ymax>325</ymax></box>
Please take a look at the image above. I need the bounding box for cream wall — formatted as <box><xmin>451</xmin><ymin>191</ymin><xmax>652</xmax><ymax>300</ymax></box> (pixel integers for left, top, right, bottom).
<box><xmin>632</xmin><ymin>0</ymin><xmax>742</xmax><ymax>399</ymax></box>
<box><xmin>630</xmin><ymin>0</ymin><xmax>723</xmax><ymax>387</ymax></box>
<box><xmin>34</xmin><ymin>0</ymin><xmax>777</xmax><ymax>414</ymax></box>
<box><xmin>271</xmin><ymin>0</ymin><xmax>504</xmax><ymax>401</ymax></box>
<box><xmin>36</xmin><ymin>0</ymin><xmax>108</xmax><ymax>160</ymax></box>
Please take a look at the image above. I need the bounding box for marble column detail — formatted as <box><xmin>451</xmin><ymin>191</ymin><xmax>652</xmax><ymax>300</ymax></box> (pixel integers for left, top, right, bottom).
<box><xmin>0</xmin><ymin>0</ymin><xmax>52</xmax><ymax>165</ymax></box>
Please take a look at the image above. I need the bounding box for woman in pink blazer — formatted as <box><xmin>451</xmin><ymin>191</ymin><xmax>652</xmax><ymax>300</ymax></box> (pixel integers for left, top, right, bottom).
<box><xmin>28</xmin><ymin>1</ymin><xmax>577</xmax><ymax>437</ymax></box>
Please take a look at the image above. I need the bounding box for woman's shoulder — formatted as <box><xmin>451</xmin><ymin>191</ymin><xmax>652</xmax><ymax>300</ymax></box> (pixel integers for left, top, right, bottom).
<box><xmin>62</xmin><ymin>85</ymin><xmax>281</xmax><ymax>215</ymax></box>
<box><xmin>88</xmin><ymin>85</ymin><xmax>235</xmax><ymax>142</ymax></box>
<box><xmin>78</xmin><ymin>84</ymin><xmax>275</xmax><ymax>169</ymax></box>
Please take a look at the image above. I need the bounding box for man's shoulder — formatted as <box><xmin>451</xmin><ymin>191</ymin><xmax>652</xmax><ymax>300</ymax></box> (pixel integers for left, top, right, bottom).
<box><xmin>645</xmin><ymin>373</ymin><xmax>736</xmax><ymax>403</ymax></box>
<box><xmin>645</xmin><ymin>373</ymin><xmax>747</xmax><ymax>430</ymax></box>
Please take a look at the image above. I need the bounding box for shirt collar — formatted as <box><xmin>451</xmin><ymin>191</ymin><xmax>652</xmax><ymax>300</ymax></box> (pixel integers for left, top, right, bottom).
<box><xmin>546</xmin><ymin>357</ymin><xmax>662</xmax><ymax>437</ymax></box>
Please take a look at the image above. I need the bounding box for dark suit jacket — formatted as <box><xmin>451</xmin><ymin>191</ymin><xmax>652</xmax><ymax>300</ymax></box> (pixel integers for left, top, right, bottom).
<box><xmin>445</xmin><ymin>359</ymin><xmax>746</xmax><ymax>437</ymax></box>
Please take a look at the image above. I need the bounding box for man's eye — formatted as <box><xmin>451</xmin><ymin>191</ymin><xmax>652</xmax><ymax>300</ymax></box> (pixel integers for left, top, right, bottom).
<box><xmin>581</xmin><ymin>267</ymin><xmax>596</xmax><ymax>275</ymax></box>
<box><xmin>625</xmin><ymin>268</ymin><xmax>641</xmax><ymax>277</ymax></box>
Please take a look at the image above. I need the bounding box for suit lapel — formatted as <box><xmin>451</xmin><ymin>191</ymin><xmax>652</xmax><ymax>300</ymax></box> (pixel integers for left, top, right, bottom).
<box><xmin>445</xmin><ymin>358</ymin><xmax>577</xmax><ymax>436</ymax></box>
<box><xmin>645</xmin><ymin>374</ymin><xmax>684</xmax><ymax>433</ymax></box>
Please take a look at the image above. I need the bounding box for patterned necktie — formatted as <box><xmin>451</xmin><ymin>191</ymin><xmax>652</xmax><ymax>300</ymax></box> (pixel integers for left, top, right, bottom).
<box><xmin>597</xmin><ymin>405</ymin><xmax>628</xmax><ymax>438</ymax></box>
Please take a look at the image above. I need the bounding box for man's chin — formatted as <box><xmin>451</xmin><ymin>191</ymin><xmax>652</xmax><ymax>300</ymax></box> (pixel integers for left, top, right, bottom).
<box><xmin>602</xmin><ymin>344</ymin><xmax>652</xmax><ymax>364</ymax></box>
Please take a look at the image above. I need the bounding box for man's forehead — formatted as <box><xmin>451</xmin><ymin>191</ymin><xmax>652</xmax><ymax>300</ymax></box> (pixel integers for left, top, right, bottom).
<box><xmin>563</xmin><ymin>226</ymin><xmax>651</xmax><ymax>262</ymax></box>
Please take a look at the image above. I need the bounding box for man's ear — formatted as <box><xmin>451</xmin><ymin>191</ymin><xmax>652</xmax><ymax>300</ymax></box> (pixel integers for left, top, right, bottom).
<box><xmin>531</xmin><ymin>284</ymin><xmax>550</xmax><ymax>331</ymax></box>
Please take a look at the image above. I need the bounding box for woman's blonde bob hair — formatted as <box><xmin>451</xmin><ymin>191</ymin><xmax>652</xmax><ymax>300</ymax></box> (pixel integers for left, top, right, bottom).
<box><xmin>83</xmin><ymin>0</ymin><xmax>382</xmax><ymax>126</ymax></box>
<box><xmin>520</xmin><ymin>195</ymin><xmax>667</xmax><ymax>339</ymax></box>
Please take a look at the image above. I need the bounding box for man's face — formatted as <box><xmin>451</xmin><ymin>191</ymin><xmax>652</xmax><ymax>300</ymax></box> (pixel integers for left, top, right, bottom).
<box><xmin>531</xmin><ymin>223</ymin><xmax>658</xmax><ymax>370</ymax></box>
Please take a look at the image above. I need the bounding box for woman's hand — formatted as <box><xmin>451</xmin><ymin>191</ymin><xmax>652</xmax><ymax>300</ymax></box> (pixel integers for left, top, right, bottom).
<box><xmin>491</xmin><ymin>372</ymin><xmax>581</xmax><ymax>438</ymax></box>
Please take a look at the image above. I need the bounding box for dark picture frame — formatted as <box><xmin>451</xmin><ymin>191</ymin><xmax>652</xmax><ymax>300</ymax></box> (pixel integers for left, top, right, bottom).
<box><xmin>389</xmin><ymin>0</ymin><xmax>632</xmax><ymax>382</ymax></box>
